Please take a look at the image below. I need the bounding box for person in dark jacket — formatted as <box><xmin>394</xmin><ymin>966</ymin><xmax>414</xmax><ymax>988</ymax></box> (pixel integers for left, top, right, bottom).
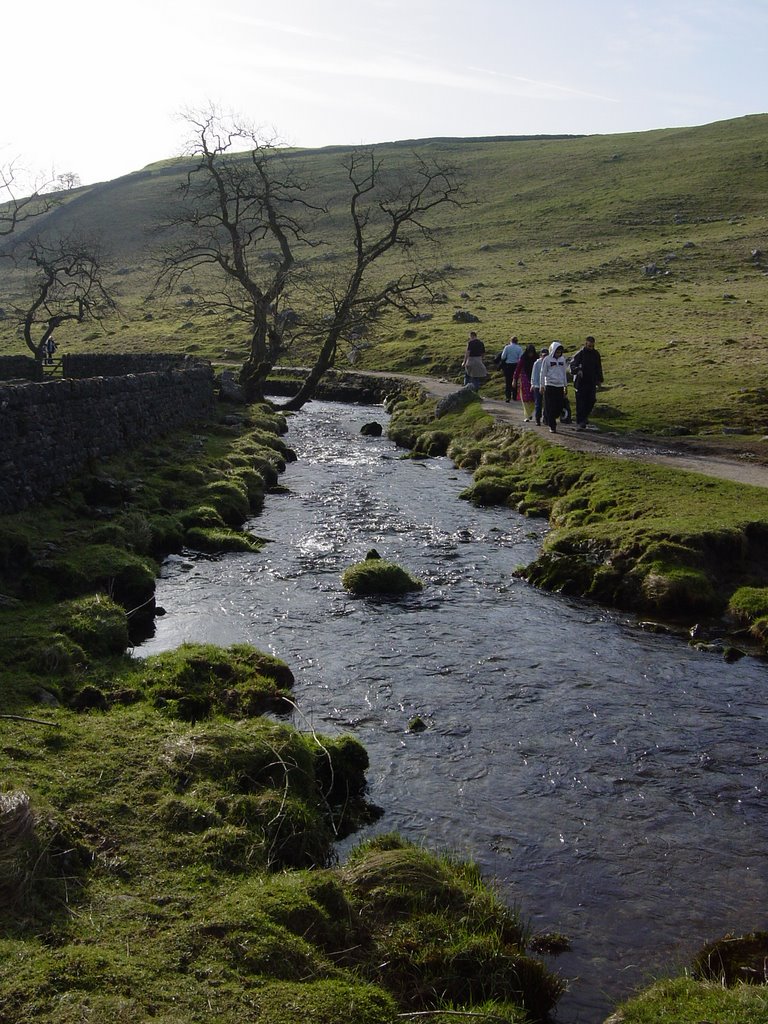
<box><xmin>570</xmin><ymin>335</ymin><xmax>604</xmax><ymax>430</ymax></box>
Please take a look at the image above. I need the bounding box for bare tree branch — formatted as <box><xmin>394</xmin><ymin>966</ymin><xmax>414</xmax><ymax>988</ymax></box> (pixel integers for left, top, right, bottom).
<box><xmin>12</xmin><ymin>234</ymin><xmax>118</xmax><ymax>358</ymax></box>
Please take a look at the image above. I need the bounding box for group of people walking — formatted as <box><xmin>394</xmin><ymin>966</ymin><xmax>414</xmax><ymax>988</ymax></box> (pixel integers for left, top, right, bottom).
<box><xmin>462</xmin><ymin>332</ymin><xmax>604</xmax><ymax>432</ymax></box>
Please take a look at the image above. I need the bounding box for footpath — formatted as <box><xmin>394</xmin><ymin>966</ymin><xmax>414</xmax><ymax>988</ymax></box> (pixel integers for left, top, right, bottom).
<box><xmin>371</xmin><ymin>372</ymin><xmax>768</xmax><ymax>491</ymax></box>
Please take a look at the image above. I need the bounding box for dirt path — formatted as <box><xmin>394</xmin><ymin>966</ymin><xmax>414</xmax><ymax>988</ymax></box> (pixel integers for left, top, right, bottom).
<box><xmin>380</xmin><ymin>372</ymin><xmax>768</xmax><ymax>490</ymax></box>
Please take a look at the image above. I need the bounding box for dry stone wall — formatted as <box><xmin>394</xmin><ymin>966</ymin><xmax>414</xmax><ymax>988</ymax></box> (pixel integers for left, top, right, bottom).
<box><xmin>61</xmin><ymin>353</ymin><xmax>205</xmax><ymax>378</ymax></box>
<box><xmin>0</xmin><ymin>367</ymin><xmax>215</xmax><ymax>513</ymax></box>
<box><xmin>0</xmin><ymin>356</ymin><xmax>43</xmax><ymax>382</ymax></box>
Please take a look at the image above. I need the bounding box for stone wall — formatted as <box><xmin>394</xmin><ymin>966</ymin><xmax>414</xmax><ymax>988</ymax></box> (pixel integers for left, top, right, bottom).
<box><xmin>62</xmin><ymin>353</ymin><xmax>206</xmax><ymax>378</ymax></box>
<box><xmin>0</xmin><ymin>367</ymin><xmax>215</xmax><ymax>513</ymax></box>
<box><xmin>0</xmin><ymin>356</ymin><xmax>43</xmax><ymax>382</ymax></box>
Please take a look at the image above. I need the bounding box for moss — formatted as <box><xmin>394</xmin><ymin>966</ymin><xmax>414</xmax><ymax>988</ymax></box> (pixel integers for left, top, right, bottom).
<box><xmin>342</xmin><ymin>559</ymin><xmax>423</xmax><ymax>596</ymax></box>
<box><xmin>342</xmin><ymin>838</ymin><xmax>561</xmax><ymax>1020</ymax></box>
<box><xmin>201</xmin><ymin>480</ymin><xmax>251</xmax><ymax>526</ymax></box>
<box><xmin>248</xmin><ymin>979</ymin><xmax>398</xmax><ymax>1024</ymax></box>
<box><xmin>137</xmin><ymin>642</ymin><xmax>294</xmax><ymax>718</ymax></box>
<box><xmin>611</xmin><ymin>976</ymin><xmax>768</xmax><ymax>1023</ymax></box>
<box><xmin>639</xmin><ymin>562</ymin><xmax>718</xmax><ymax>616</ymax></box>
<box><xmin>183</xmin><ymin>526</ymin><xmax>265</xmax><ymax>553</ymax></box>
<box><xmin>54</xmin><ymin>594</ymin><xmax>130</xmax><ymax>657</ymax></box>
<box><xmin>729</xmin><ymin>586</ymin><xmax>768</xmax><ymax>623</ymax></box>
<box><xmin>178</xmin><ymin>504</ymin><xmax>227</xmax><ymax>529</ymax></box>
<box><xmin>43</xmin><ymin>544</ymin><xmax>156</xmax><ymax>612</ymax></box>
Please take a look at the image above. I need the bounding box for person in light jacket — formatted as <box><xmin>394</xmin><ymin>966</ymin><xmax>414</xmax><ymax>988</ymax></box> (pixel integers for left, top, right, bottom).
<box><xmin>499</xmin><ymin>335</ymin><xmax>523</xmax><ymax>402</ymax></box>
<box><xmin>531</xmin><ymin>346</ymin><xmax>549</xmax><ymax>425</ymax></box>
<box><xmin>541</xmin><ymin>341</ymin><xmax>568</xmax><ymax>433</ymax></box>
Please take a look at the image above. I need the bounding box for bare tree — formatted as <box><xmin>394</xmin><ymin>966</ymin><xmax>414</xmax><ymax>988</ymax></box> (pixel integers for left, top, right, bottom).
<box><xmin>156</xmin><ymin>109</ymin><xmax>465</xmax><ymax>406</ymax></box>
<box><xmin>280</xmin><ymin>147</ymin><xmax>463</xmax><ymax>410</ymax></box>
<box><xmin>13</xmin><ymin>235</ymin><xmax>118</xmax><ymax>360</ymax></box>
<box><xmin>0</xmin><ymin>160</ymin><xmax>74</xmax><ymax>239</ymax></box>
<box><xmin>155</xmin><ymin>109</ymin><xmax>323</xmax><ymax>397</ymax></box>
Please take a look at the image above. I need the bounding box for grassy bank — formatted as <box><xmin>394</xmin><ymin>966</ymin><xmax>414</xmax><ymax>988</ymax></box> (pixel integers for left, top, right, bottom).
<box><xmin>0</xmin><ymin>403</ymin><xmax>562</xmax><ymax>1024</ymax></box>
<box><xmin>388</xmin><ymin>385</ymin><xmax>768</xmax><ymax>637</ymax></box>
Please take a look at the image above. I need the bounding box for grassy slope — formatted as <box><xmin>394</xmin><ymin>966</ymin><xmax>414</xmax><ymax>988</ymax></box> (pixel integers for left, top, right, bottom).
<box><xmin>1</xmin><ymin>115</ymin><xmax>767</xmax><ymax>432</ymax></box>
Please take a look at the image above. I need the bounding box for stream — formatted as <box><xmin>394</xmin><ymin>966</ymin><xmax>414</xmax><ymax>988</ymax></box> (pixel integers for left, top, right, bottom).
<box><xmin>138</xmin><ymin>399</ymin><xmax>768</xmax><ymax>1023</ymax></box>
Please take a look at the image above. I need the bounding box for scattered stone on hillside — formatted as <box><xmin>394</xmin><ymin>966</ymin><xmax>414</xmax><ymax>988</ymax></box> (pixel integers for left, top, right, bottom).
<box><xmin>460</xmin><ymin>291</ymin><xmax>470</xmax><ymax>298</ymax></box>
<box><xmin>723</xmin><ymin>293</ymin><xmax>737</xmax><ymax>300</ymax></box>
<box><xmin>451</xmin><ymin>309</ymin><xmax>480</xmax><ymax>323</ymax></box>
<box><xmin>435</xmin><ymin>388</ymin><xmax>480</xmax><ymax>419</ymax></box>
<box><xmin>682</xmin><ymin>240</ymin><xmax>696</xmax><ymax>248</ymax></box>
<box><xmin>643</xmin><ymin>263</ymin><xmax>658</xmax><ymax>277</ymax></box>
<box><xmin>407</xmin><ymin>312</ymin><xmax>433</xmax><ymax>322</ymax></box>
<box><xmin>360</xmin><ymin>421</ymin><xmax>383</xmax><ymax>437</ymax></box>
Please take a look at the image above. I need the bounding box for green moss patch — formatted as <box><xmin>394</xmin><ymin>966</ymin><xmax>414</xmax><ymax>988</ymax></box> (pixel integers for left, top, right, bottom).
<box><xmin>342</xmin><ymin>559</ymin><xmax>423</xmax><ymax>597</ymax></box>
<box><xmin>135</xmin><ymin>642</ymin><xmax>294</xmax><ymax>719</ymax></box>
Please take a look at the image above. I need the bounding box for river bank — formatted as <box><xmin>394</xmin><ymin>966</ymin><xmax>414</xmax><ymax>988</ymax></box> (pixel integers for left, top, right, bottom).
<box><xmin>0</xmin><ymin>401</ymin><xmax>563</xmax><ymax>1024</ymax></box>
<box><xmin>375</xmin><ymin>379</ymin><xmax>768</xmax><ymax>652</ymax></box>
<box><xmin>2</xmin><ymin>390</ymin><xmax>767</xmax><ymax>1023</ymax></box>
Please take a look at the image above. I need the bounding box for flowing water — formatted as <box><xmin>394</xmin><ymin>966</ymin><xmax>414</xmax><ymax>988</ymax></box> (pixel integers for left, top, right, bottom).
<box><xmin>138</xmin><ymin>400</ymin><xmax>768</xmax><ymax>1023</ymax></box>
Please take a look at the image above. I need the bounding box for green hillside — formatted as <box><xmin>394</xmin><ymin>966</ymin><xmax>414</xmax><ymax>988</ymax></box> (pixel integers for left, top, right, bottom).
<box><xmin>2</xmin><ymin>114</ymin><xmax>767</xmax><ymax>433</ymax></box>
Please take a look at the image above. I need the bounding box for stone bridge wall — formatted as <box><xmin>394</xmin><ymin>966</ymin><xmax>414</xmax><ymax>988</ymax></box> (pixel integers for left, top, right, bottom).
<box><xmin>0</xmin><ymin>366</ymin><xmax>215</xmax><ymax>513</ymax></box>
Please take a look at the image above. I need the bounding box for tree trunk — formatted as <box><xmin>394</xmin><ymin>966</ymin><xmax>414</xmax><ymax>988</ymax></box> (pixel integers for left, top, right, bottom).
<box><xmin>280</xmin><ymin>331</ymin><xmax>340</xmax><ymax>411</ymax></box>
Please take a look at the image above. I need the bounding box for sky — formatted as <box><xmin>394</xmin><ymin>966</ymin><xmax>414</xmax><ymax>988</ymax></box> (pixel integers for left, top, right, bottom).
<box><xmin>2</xmin><ymin>0</ymin><xmax>767</xmax><ymax>188</ymax></box>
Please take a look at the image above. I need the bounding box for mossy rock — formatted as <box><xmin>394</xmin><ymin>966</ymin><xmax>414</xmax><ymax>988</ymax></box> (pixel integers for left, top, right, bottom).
<box><xmin>639</xmin><ymin>562</ymin><xmax>718</xmax><ymax>615</ymax></box>
<box><xmin>184</xmin><ymin>526</ymin><xmax>265</xmax><ymax>554</ymax></box>
<box><xmin>138</xmin><ymin>642</ymin><xmax>294</xmax><ymax>719</ymax></box>
<box><xmin>342</xmin><ymin>559</ymin><xmax>423</xmax><ymax>597</ymax></box>
<box><xmin>729</xmin><ymin>586</ymin><xmax>768</xmax><ymax>623</ymax></box>
<box><xmin>43</xmin><ymin>544</ymin><xmax>156</xmax><ymax>612</ymax></box>
<box><xmin>201</xmin><ymin>480</ymin><xmax>251</xmax><ymax>526</ymax></box>
<box><xmin>178</xmin><ymin>504</ymin><xmax>227</xmax><ymax>529</ymax></box>
<box><xmin>414</xmin><ymin>429</ymin><xmax>451</xmax><ymax>457</ymax></box>
<box><xmin>342</xmin><ymin>838</ymin><xmax>561</xmax><ymax>1020</ymax></box>
<box><xmin>230</xmin><ymin>467</ymin><xmax>266</xmax><ymax>510</ymax></box>
<box><xmin>54</xmin><ymin>594</ymin><xmax>130</xmax><ymax>657</ymax></box>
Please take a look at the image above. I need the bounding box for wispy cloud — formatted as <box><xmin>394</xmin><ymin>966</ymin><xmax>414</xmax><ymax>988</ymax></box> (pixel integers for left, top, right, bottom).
<box><xmin>467</xmin><ymin>66</ymin><xmax>618</xmax><ymax>104</ymax></box>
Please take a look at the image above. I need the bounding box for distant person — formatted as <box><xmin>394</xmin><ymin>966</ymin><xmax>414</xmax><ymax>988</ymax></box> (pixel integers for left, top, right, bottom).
<box><xmin>531</xmin><ymin>346</ymin><xmax>549</xmax><ymax>425</ymax></box>
<box><xmin>499</xmin><ymin>335</ymin><xmax>523</xmax><ymax>402</ymax></box>
<box><xmin>463</xmin><ymin>330</ymin><xmax>488</xmax><ymax>390</ymax></box>
<box><xmin>43</xmin><ymin>336</ymin><xmax>58</xmax><ymax>365</ymax></box>
<box><xmin>541</xmin><ymin>341</ymin><xmax>568</xmax><ymax>433</ymax></box>
<box><xmin>570</xmin><ymin>335</ymin><xmax>604</xmax><ymax>430</ymax></box>
<box><xmin>513</xmin><ymin>343</ymin><xmax>538</xmax><ymax>421</ymax></box>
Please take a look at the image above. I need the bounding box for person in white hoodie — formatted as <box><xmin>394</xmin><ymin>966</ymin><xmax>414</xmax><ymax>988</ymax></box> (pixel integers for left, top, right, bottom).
<box><xmin>541</xmin><ymin>341</ymin><xmax>568</xmax><ymax>433</ymax></box>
